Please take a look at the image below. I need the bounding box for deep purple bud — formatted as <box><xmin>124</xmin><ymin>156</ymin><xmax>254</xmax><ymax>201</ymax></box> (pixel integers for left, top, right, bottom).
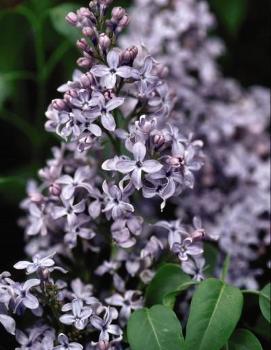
<box><xmin>99</xmin><ymin>33</ymin><xmax>111</xmax><ymax>50</ymax></box>
<box><xmin>120</xmin><ymin>46</ymin><xmax>138</xmax><ymax>65</ymax></box>
<box><xmin>65</xmin><ymin>12</ymin><xmax>78</xmax><ymax>26</ymax></box>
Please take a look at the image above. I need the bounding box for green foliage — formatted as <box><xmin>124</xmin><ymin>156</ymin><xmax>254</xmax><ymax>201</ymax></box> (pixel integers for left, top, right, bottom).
<box><xmin>227</xmin><ymin>329</ymin><xmax>263</xmax><ymax>350</ymax></box>
<box><xmin>184</xmin><ymin>278</ymin><xmax>243</xmax><ymax>350</ymax></box>
<box><xmin>259</xmin><ymin>283</ymin><xmax>271</xmax><ymax>323</ymax></box>
<box><xmin>50</xmin><ymin>3</ymin><xmax>81</xmax><ymax>42</ymax></box>
<box><xmin>127</xmin><ymin>305</ymin><xmax>184</xmax><ymax>350</ymax></box>
<box><xmin>203</xmin><ymin>242</ymin><xmax>218</xmax><ymax>277</ymax></box>
<box><xmin>145</xmin><ymin>264</ymin><xmax>194</xmax><ymax>307</ymax></box>
<box><xmin>209</xmin><ymin>0</ymin><xmax>247</xmax><ymax>35</ymax></box>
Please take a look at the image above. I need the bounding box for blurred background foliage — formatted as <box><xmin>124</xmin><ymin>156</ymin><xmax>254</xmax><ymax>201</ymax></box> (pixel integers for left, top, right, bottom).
<box><xmin>0</xmin><ymin>0</ymin><xmax>269</xmax><ymax>266</ymax></box>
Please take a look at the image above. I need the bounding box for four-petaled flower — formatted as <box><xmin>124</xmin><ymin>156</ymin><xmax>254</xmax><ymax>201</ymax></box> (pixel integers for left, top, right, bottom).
<box><xmin>92</xmin><ymin>50</ymin><xmax>136</xmax><ymax>89</ymax></box>
<box><xmin>112</xmin><ymin>142</ymin><xmax>163</xmax><ymax>190</ymax></box>
<box><xmin>60</xmin><ymin>299</ymin><xmax>92</xmax><ymax>330</ymax></box>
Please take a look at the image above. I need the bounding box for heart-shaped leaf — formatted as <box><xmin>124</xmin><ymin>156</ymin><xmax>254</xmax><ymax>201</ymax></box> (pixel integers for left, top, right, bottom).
<box><xmin>145</xmin><ymin>264</ymin><xmax>192</xmax><ymax>307</ymax></box>
<box><xmin>127</xmin><ymin>305</ymin><xmax>184</xmax><ymax>350</ymax></box>
<box><xmin>228</xmin><ymin>329</ymin><xmax>263</xmax><ymax>350</ymax></box>
<box><xmin>184</xmin><ymin>278</ymin><xmax>243</xmax><ymax>350</ymax></box>
<box><xmin>259</xmin><ymin>283</ymin><xmax>270</xmax><ymax>323</ymax></box>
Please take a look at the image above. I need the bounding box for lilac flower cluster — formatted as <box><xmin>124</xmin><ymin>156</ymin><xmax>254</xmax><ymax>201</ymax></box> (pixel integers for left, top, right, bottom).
<box><xmin>123</xmin><ymin>0</ymin><xmax>270</xmax><ymax>288</ymax></box>
<box><xmin>0</xmin><ymin>1</ymin><xmax>207</xmax><ymax>348</ymax></box>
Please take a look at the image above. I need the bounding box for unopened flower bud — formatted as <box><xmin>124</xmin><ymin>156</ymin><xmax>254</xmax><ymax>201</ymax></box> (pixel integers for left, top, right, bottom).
<box><xmin>49</xmin><ymin>183</ymin><xmax>61</xmax><ymax>196</ymax></box>
<box><xmin>65</xmin><ymin>12</ymin><xmax>78</xmax><ymax>26</ymax></box>
<box><xmin>99</xmin><ymin>33</ymin><xmax>111</xmax><ymax>51</ymax></box>
<box><xmin>76</xmin><ymin>38</ymin><xmax>89</xmax><ymax>52</ymax></box>
<box><xmin>112</xmin><ymin>7</ymin><xmax>126</xmax><ymax>21</ymax></box>
<box><xmin>77</xmin><ymin>57</ymin><xmax>93</xmax><ymax>69</ymax></box>
<box><xmin>82</xmin><ymin>26</ymin><xmax>94</xmax><ymax>37</ymax></box>
<box><xmin>153</xmin><ymin>133</ymin><xmax>165</xmax><ymax>147</ymax></box>
<box><xmin>80</xmin><ymin>72</ymin><xmax>95</xmax><ymax>87</ymax></box>
<box><xmin>52</xmin><ymin>99</ymin><xmax>66</xmax><ymax>111</ymax></box>
<box><xmin>119</xmin><ymin>14</ymin><xmax>129</xmax><ymax>28</ymax></box>
<box><xmin>191</xmin><ymin>229</ymin><xmax>205</xmax><ymax>240</ymax></box>
<box><xmin>121</xmin><ymin>46</ymin><xmax>138</xmax><ymax>65</ymax></box>
<box><xmin>78</xmin><ymin>7</ymin><xmax>92</xmax><ymax>18</ymax></box>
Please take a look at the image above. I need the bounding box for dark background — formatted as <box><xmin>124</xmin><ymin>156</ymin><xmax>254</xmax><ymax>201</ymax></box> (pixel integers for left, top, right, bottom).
<box><xmin>0</xmin><ymin>0</ymin><xmax>270</xmax><ymax>348</ymax></box>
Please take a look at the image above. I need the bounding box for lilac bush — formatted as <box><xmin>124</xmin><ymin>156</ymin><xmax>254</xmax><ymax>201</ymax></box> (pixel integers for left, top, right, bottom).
<box><xmin>122</xmin><ymin>0</ymin><xmax>270</xmax><ymax>288</ymax></box>
<box><xmin>0</xmin><ymin>0</ymin><xmax>269</xmax><ymax>349</ymax></box>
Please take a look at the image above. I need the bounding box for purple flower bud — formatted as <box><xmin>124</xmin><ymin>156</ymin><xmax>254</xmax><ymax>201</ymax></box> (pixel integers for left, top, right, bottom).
<box><xmin>80</xmin><ymin>72</ymin><xmax>95</xmax><ymax>87</ymax></box>
<box><xmin>156</xmin><ymin>64</ymin><xmax>169</xmax><ymax>78</ymax></box>
<box><xmin>77</xmin><ymin>57</ymin><xmax>93</xmax><ymax>69</ymax></box>
<box><xmin>82</xmin><ymin>26</ymin><xmax>94</xmax><ymax>37</ymax></box>
<box><xmin>76</xmin><ymin>38</ymin><xmax>90</xmax><ymax>52</ymax></box>
<box><xmin>65</xmin><ymin>12</ymin><xmax>78</xmax><ymax>26</ymax></box>
<box><xmin>99</xmin><ymin>33</ymin><xmax>111</xmax><ymax>51</ymax></box>
<box><xmin>118</xmin><ymin>15</ymin><xmax>129</xmax><ymax>28</ymax></box>
<box><xmin>153</xmin><ymin>133</ymin><xmax>165</xmax><ymax>147</ymax></box>
<box><xmin>120</xmin><ymin>46</ymin><xmax>138</xmax><ymax>65</ymax></box>
<box><xmin>52</xmin><ymin>99</ymin><xmax>67</xmax><ymax>111</ymax></box>
<box><xmin>77</xmin><ymin>7</ymin><xmax>92</xmax><ymax>18</ymax></box>
<box><xmin>111</xmin><ymin>7</ymin><xmax>126</xmax><ymax>21</ymax></box>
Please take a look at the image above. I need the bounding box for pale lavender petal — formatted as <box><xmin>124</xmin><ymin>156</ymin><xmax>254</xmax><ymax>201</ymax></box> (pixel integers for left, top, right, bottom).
<box><xmin>91</xmin><ymin>65</ymin><xmax>110</xmax><ymax>77</ymax></box>
<box><xmin>106</xmin><ymin>97</ymin><xmax>124</xmax><ymax>111</ymax></box>
<box><xmin>107</xmin><ymin>50</ymin><xmax>119</xmax><ymax>69</ymax></box>
<box><xmin>142</xmin><ymin>160</ymin><xmax>163</xmax><ymax>173</ymax></box>
<box><xmin>0</xmin><ymin>315</ymin><xmax>16</xmax><ymax>335</ymax></box>
<box><xmin>116</xmin><ymin>66</ymin><xmax>133</xmax><ymax>78</ymax></box>
<box><xmin>116</xmin><ymin>160</ymin><xmax>136</xmax><ymax>173</ymax></box>
<box><xmin>101</xmin><ymin>112</ymin><xmax>116</xmax><ymax>131</ymax></box>
<box><xmin>133</xmin><ymin>142</ymin><xmax>146</xmax><ymax>162</ymax></box>
<box><xmin>131</xmin><ymin>168</ymin><xmax>142</xmax><ymax>190</ymax></box>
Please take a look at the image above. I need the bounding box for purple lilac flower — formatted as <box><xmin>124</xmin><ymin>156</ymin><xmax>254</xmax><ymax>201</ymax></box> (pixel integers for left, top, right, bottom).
<box><xmin>91</xmin><ymin>49</ymin><xmax>136</xmax><ymax>89</ymax></box>
<box><xmin>60</xmin><ymin>299</ymin><xmax>92</xmax><ymax>330</ymax></box>
<box><xmin>54</xmin><ymin>333</ymin><xmax>83</xmax><ymax>350</ymax></box>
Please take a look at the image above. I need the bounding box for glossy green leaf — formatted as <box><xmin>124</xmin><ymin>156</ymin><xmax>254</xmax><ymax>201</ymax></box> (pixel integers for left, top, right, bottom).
<box><xmin>145</xmin><ymin>264</ymin><xmax>191</xmax><ymax>307</ymax></box>
<box><xmin>210</xmin><ymin>0</ymin><xmax>247</xmax><ymax>35</ymax></box>
<box><xmin>184</xmin><ymin>278</ymin><xmax>243</xmax><ymax>350</ymax></box>
<box><xmin>259</xmin><ymin>283</ymin><xmax>270</xmax><ymax>323</ymax></box>
<box><xmin>203</xmin><ymin>242</ymin><xmax>218</xmax><ymax>277</ymax></box>
<box><xmin>50</xmin><ymin>3</ymin><xmax>80</xmax><ymax>42</ymax></box>
<box><xmin>228</xmin><ymin>329</ymin><xmax>263</xmax><ymax>350</ymax></box>
<box><xmin>127</xmin><ymin>305</ymin><xmax>184</xmax><ymax>350</ymax></box>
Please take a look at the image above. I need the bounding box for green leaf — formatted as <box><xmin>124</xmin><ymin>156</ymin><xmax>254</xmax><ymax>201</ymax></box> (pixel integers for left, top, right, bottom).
<box><xmin>184</xmin><ymin>278</ymin><xmax>243</xmax><ymax>350</ymax></box>
<box><xmin>145</xmin><ymin>264</ymin><xmax>192</xmax><ymax>307</ymax></box>
<box><xmin>204</xmin><ymin>242</ymin><xmax>218</xmax><ymax>277</ymax></box>
<box><xmin>228</xmin><ymin>329</ymin><xmax>263</xmax><ymax>350</ymax></box>
<box><xmin>127</xmin><ymin>305</ymin><xmax>184</xmax><ymax>350</ymax></box>
<box><xmin>259</xmin><ymin>283</ymin><xmax>270</xmax><ymax>323</ymax></box>
<box><xmin>50</xmin><ymin>3</ymin><xmax>81</xmax><ymax>42</ymax></box>
<box><xmin>209</xmin><ymin>0</ymin><xmax>247</xmax><ymax>35</ymax></box>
